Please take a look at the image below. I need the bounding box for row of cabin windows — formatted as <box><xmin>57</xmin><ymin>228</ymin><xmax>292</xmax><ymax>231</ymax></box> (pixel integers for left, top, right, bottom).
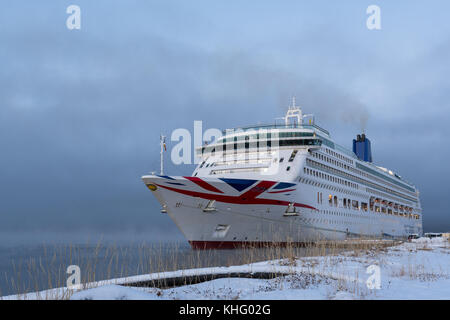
<box><xmin>324</xmin><ymin>147</ymin><xmax>353</xmax><ymax>164</ymax></box>
<box><xmin>200</xmin><ymin>138</ymin><xmax>321</xmax><ymax>155</ymax></box>
<box><xmin>356</xmin><ymin>165</ymin><xmax>415</xmax><ymax>195</ymax></box>
<box><xmin>323</xmin><ymin>149</ymin><xmax>414</xmax><ymax>195</ymax></box>
<box><xmin>304</xmin><ymin>167</ymin><xmax>358</xmax><ymax>189</ymax></box>
<box><xmin>319</xmin><ymin>149</ymin><xmax>414</xmax><ymax>195</ymax></box>
<box><xmin>199</xmin><ymin>157</ymin><xmax>271</xmax><ymax>169</ymax></box>
<box><xmin>198</xmin><ymin>149</ymin><xmax>299</xmax><ymax>171</ymax></box>
<box><xmin>316</xmin><ymin>191</ymin><xmax>420</xmax><ymax>219</ymax></box>
<box><xmin>370</xmin><ymin>198</ymin><xmax>419</xmax><ymax>219</ymax></box>
<box><xmin>199</xmin><ymin>149</ymin><xmax>297</xmax><ymax>173</ymax></box>
<box><xmin>299</xmin><ymin>176</ymin><xmax>361</xmax><ymax>199</ymax></box>
<box><xmin>218</xmin><ymin>131</ymin><xmax>314</xmax><ymax>142</ymax></box>
<box><xmin>312</xmin><ymin>151</ymin><xmax>353</xmax><ymax>172</ymax></box>
<box><xmin>317</xmin><ymin>192</ymin><xmax>364</xmax><ymax>210</ymax></box>
<box><xmin>365</xmin><ymin>187</ymin><xmax>417</xmax><ymax>211</ymax></box>
<box><xmin>319</xmin><ymin>209</ymin><xmax>378</xmax><ymax>221</ymax></box>
<box><xmin>371</xmin><ymin>206</ymin><xmax>419</xmax><ymax>219</ymax></box>
<box><xmin>298</xmin><ymin>216</ymin><xmax>387</xmax><ymax>227</ymax></box>
<box><xmin>306</xmin><ymin>158</ymin><xmax>416</xmax><ymax>203</ymax></box>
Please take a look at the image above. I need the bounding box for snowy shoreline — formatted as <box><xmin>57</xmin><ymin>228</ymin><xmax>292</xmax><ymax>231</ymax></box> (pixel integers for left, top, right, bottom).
<box><xmin>2</xmin><ymin>237</ymin><xmax>449</xmax><ymax>300</ymax></box>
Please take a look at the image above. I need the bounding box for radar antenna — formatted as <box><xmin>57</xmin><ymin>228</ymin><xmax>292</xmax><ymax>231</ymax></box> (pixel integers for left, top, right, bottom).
<box><xmin>285</xmin><ymin>96</ymin><xmax>303</xmax><ymax>126</ymax></box>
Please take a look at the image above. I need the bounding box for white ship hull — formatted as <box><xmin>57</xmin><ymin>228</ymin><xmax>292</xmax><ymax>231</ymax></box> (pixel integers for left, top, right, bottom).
<box><xmin>142</xmin><ymin>175</ymin><xmax>421</xmax><ymax>249</ymax></box>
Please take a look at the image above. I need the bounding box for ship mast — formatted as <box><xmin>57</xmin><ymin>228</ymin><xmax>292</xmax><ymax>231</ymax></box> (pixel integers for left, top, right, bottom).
<box><xmin>160</xmin><ymin>134</ymin><xmax>166</xmax><ymax>175</ymax></box>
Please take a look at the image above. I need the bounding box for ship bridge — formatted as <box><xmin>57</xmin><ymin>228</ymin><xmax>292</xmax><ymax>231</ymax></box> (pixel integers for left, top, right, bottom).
<box><xmin>193</xmin><ymin>99</ymin><xmax>328</xmax><ymax>180</ymax></box>
<box><xmin>196</xmin><ymin>98</ymin><xmax>328</xmax><ymax>159</ymax></box>
<box><xmin>196</xmin><ymin>127</ymin><xmax>322</xmax><ymax>158</ymax></box>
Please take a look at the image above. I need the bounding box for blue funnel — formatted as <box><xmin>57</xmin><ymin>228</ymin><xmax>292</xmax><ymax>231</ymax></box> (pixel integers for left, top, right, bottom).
<box><xmin>353</xmin><ymin>134</ymin><xmax>372</xmax><ymax>162</ymax></box>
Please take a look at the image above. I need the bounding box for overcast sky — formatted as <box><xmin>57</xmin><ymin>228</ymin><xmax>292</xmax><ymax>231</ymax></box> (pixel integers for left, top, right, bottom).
<box><xmin>1</xmin><ymin>0</ymin><xmax>449</xmax><ymax>244</ymax></box>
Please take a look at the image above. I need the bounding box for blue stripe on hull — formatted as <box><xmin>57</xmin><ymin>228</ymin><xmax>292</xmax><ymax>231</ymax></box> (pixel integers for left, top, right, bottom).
<box><xmin>219</xmin><ymin>178</ymin><xmax>258</xmax><ymax>192</ymax></box>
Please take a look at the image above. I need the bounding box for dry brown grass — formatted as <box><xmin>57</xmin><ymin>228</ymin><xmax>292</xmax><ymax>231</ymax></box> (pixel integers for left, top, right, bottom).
<box><xmin>1</xmin><ymin>237</ymin><xmax>398</xmax><ymax>300</ymax></box>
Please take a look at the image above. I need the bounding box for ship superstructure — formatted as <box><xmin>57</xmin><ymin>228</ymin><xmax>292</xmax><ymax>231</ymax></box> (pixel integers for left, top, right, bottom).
<box><xmin>142</xmin><ymin>99</ymin><xmax>422</xmax><ymax>249</ymax></box>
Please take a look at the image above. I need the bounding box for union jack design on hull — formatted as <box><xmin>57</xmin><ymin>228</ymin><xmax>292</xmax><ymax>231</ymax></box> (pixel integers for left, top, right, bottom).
<box><xmin>155</xmin><ymin>177</ymin><xmax>314</xmax><ymax>210</ymax></box>
<box><xmin>142</xmin><ymin>175</ymin><xmax>322</xmax><ymax>249</ymax></box>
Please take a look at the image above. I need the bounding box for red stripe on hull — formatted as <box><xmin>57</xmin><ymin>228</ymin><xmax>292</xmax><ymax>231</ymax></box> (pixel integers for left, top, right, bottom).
<box><xmin>189</xmin><ymin>240</ymin><xmax>312</xmax><ymax>250</ymax></box>
<box><xmin>183</xmin><ymin>176</ymin><xmax>223</xmax><ymax>193</ymax></box>
<box><xmin>238</xmin><ymin>180</ymin><xmax>277</xmax><ymax>200</ymax></box>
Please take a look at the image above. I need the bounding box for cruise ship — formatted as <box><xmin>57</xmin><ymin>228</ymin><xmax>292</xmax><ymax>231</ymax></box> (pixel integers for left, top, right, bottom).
<box><xmin>142</xmin><ymin>99</ymin><xmax>422</xmax><ymax>249</ymax></box>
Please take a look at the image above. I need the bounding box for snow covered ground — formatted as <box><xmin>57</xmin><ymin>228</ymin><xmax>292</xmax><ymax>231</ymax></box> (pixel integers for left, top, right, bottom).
<box><xmin>2</xmin><ymin>237</ymin><xmax>449</xmax><ymax>300</ymax></box>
